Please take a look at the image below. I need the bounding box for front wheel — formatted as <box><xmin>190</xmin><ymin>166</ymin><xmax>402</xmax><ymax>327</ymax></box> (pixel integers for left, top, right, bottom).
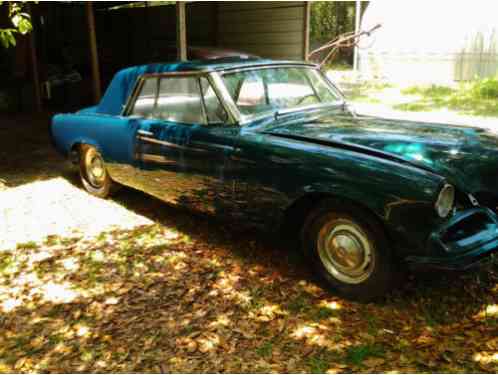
<box><xmin>79</xmin><ymin>145</ymin><xmax>114</xmax><ymax>198</ymax></box>
<box><xmin>302</xmin><ymin>199</ymin><xmax>396</xmax><ymax>301</ymax></box>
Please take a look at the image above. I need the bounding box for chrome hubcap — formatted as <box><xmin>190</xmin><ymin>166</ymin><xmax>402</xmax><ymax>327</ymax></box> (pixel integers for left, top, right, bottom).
<box><xmin>317</xmin><ymin>219</ymin><xmax>374</xmax><ymax>284</ymax></box>
<box><xmin>84</xmin><ymin>149</ymin><xmax>106</xmax><ymax>188</ymax></box>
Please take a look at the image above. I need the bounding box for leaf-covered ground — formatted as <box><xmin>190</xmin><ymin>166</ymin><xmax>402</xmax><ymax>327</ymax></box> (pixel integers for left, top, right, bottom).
<box><xmin>1</xmin><ymin>114</ymin><xmax>498</xmax><ymax>373</ymax></box>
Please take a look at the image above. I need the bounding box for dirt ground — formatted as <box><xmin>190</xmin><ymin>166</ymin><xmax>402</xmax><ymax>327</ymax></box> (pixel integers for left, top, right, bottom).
<box><xmin>0</xmin><ymin>113</ymin><xmax>497</xmax><ymax>373</ymax></box>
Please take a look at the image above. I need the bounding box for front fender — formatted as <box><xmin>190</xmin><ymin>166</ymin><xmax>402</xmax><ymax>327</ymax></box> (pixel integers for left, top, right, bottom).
<box><xmin>290</xmin><ymin>179</ymin><xmax>442</xmax><ymax>258</ymax></box>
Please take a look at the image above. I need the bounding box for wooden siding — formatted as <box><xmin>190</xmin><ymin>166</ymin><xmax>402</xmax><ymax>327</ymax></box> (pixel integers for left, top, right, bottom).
<box><xmin>217</xmin><ymin>2</ymin><xmax>306</xmax><ymax>61</ymax></box>
<box><xmin>95</xmin><ymin>2</ymin><xmax>217</xmax><ymax>86</ymax></box>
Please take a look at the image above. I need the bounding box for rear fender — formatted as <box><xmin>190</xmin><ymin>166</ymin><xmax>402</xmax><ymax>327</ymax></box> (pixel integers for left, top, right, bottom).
<box><xmin>51</xmin><ymin>113</ymin><xmax>139</xmax><ymax>166</ymax></box>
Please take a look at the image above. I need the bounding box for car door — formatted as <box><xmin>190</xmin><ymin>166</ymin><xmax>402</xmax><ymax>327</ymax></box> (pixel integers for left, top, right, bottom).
<box><xmin>130</xmin><ymin>73</ymin><xmax>239</xmax><ymax>215</ymax></box>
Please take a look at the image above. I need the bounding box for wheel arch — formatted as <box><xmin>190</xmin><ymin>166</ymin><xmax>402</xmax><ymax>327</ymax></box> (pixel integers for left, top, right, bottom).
<box><xmin>69</xmin><ymin>139</ymin><xmax>103</xmax><ymax>163</ymax></box>
<box><xmin>281</xmin><ymin>191</ymin><xmax>393</xmax><ymax>250</ymax></box>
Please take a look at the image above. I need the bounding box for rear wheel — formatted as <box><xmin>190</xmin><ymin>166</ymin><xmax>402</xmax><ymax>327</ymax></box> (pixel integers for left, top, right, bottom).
<box><xmin>302</xmin><ymin>199</ymin><xmax>395</xmax><ymax>301</ymax></box>
<box><xmin>79</xmin><ymin>145</ymin><xmax>114</xmax><ymax>198</ymax></box>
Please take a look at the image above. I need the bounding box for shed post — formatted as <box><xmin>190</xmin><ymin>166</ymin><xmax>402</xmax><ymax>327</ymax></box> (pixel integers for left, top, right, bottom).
<box><xmin>353</xmin><ymin>0</ymin><xmax>362</xmax><ymax>71</ymax></box>
<box><xmin>302</xmin><ymin>1</ymin><xmax>310</xmax><ymax>61</ymax></box>
<box><xmin>86</xmin><ymin>1</ymin><xmax>102</xmax><ymax>103</ymax></box>
<box><xmin>27</xmin><ymin>3</ymin><xmax>42</xmax><ymax>112</ymax></box>
<box><xmin>176</xmin><ymin>1</ymin><xmax>187</xmax><ymax>61</ymax></box>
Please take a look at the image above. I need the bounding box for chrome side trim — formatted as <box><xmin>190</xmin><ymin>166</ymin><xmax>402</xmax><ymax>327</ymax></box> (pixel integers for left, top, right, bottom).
<box><xmin>190</xmin><ymin>140</ymin><xmax>235</xmax><ymax>152</ymax></box>
<box><xmin>137</xmin><ymin>129</ymin><xmax>154</xmax><ymax>136</ymax></box>
<box><xmin>138</xmin><ymin>136</ymin><xmax>185</xmax><ymax>149</ymax></box>
<box><xmin>137</xmin><ymin>136</ymin><xmax>207</xmax><ymax>153</ymax></box>
<box><xmin>141</xmin><ymin>153</ymin><xmax>177</xmax><ymax>165</ymax></box>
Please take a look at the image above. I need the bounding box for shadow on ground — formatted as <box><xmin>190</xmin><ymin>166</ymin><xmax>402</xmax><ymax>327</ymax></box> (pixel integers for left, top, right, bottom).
<box><xmin>0</xmin><ymin>114</ymin><xmax>497</xmax><ymax>372</ymax></box>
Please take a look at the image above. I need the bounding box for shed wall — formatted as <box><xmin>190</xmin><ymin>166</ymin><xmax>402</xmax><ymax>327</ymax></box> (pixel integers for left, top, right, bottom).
<box><xmin>96</xmin><ymin>3</ymin><xmax>217</xmax><ymax>86</ymax></box>
<box><xmin>216</xmin><ymin>2</ymin><xmax>306</xmax><ymax>60</ymax></box>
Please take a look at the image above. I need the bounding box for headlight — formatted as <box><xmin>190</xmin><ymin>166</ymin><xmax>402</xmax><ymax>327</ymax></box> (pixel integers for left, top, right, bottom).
<box><xmin>435</xmin><ymin>184</ymin><xmax>455</xmax><ymax>218</ymax></box>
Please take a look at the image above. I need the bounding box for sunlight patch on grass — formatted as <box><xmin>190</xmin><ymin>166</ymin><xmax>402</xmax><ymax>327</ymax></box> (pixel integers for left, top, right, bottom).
<box><xmin>0</xmin><ymin>178</ymin><xmax>153</xmax><ymax>250</ymax></box>
<box><xmin>41</xmin><ymin>282</ymin><xmax>79</xmax><ymax>304</ymax></box>
<box><xmin>473</xmin><ymin>352</ymin><xmax>498</xmax><ymax>365</ymax></box>
<box><xmin>318</xmin><ymin>300</ymin><xmax>342</xmax><ymax>311</ymax></box>
<box><xmin>396</xmin><ymin>80</ymin><xmax>498</xmax><ymax>117</ymax></box>
<box><xmin>475</xmin><ymin>304</ymin><xmax>498</xmax><ymax>320</ymax></box>
<box><xmin>61</xmin><ymin>257</ymin><xmax>79</xmax><ymax>272</ymax></box>
<box><xmin>1</xmin><ymin>298</ymin><xmax>23</xmax><ymax>312</ymax></box>
<box><xmin>290</xmin><ymin>322</ymin><xmax>331</xmax><ymax>345</ymax></box>
<box><xmin>250</xmin><ymin>303</ymin><xmax>287</xmax><ymax>322</ymax></box>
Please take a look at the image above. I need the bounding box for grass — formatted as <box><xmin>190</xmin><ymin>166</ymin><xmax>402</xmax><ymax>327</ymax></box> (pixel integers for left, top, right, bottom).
<box><xmin>395</xmin><ymin>78</ymin><xmax>498</xmax><ymax>116</ymax></box>
<box><xmin>16</xmin><ymin>241</ymin><xmax>38</xmax><ymax>250</ymax></box>
<box><xmin>333</xmin><ymin>72</ymin><xmax>498</xmax><ymax>118</ymax></box>
<box><xmin>286</xmin><ymin>292</ymin><xmax>312</xmax><ymax>313</ymax></box>
<box><xmin>307</xmin><ymin>350</ymin><xmax>342</xmax><ymax>373</ymax></box>
<box><xmin>307</xmin><ymin>354</ymin><xmax>330</xmax><ymax>373</ymax></box>
<box><xmin>324</xmin><ymin>61</ymin><xmax>352</xmax><ymax>71</ymax></box>
<box><xmin>255</xmin><ymin>341</ymin><xmax>273</xmax><ymax>358</ymax></box>
<box><xmin>345</xmin><ymin>81</ymin><xmax>392</xmax><ymax>103</ymax></box>
<box><xmin>345</xmin><ymin>343</ymin><xmax>385</xmax><ymax>366</ymax></box>
<box><xmin>0</xmin><ymin>253</ymin><xmax>14</xmax><ymax>274</ymax></box>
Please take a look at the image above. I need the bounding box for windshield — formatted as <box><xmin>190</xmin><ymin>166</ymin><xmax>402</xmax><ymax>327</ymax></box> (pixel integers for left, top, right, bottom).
<box><xmin>221</xmin><ymin>66</ymin><xmax>342</xmax><ymax>120</ymax></box>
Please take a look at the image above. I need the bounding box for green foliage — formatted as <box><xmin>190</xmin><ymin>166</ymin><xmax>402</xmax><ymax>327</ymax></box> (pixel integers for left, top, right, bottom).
<box><xmin>307</xmin><ymin>350</ymin><xmax>342</xmax><ymax>373</ymax></box>
<box><xmin>402</xmin><ymin>85</ymin><xmax>453</xmax><ymax>97</ymax></box>
<box><xmin>345</xmin><ymin>343</ymin><xmax>385</xmax><ymax>366</ymax></box>
<box><xmin>286</xmin><ymin>292</ymin><xmax>311</xmax><ymax>313</ymax></box>
<box><xmin>307</xmin><ymin>355</ymin><xmax>330</xmax><ymax>373</ymax></box>
<box><xmin>471</xmin><ymin>77</ymin><xmax>498</xmax><ymax>98</ymax></box>
<box><xmin>0</xmin><ymin>1</ymin><xmax>33</xmax><ymax>48</ymax></box>
<box><xmin>310</xmin><ymin>2</ymin><xmax>356</xmax><ymax>43</ymax></box>
<box><xmin>345</xmin><ymin>81</ymin><xmax>392</xmax><ymax>102</ymax></box>
<box><xmin>397</xmin><ymin>78</ymin><xmax>498</xmax><ymax>116</ymax></box>
<box><xmin>255</xmin><ymin>341</ymin><xmax>273</xmax><ymax>358</ymax></box>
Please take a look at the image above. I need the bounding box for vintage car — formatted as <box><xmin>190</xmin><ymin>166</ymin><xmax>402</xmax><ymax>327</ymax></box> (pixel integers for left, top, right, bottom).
<box><xmin>51</xmin><ymin>58</ymin><xmax>498</xmax><ymax>300</ymax></box>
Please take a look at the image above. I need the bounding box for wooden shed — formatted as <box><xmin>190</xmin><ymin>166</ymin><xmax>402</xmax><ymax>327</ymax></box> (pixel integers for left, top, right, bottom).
<box><xmin>1</xmin><ymin>1</ymin><xmax>311</xmax><ymax>113</ymax></box>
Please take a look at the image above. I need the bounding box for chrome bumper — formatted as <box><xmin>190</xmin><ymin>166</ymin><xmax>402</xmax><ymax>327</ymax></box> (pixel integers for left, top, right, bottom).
<box><xmin>406</xmin><ymin>207</ymin><xmax>498</xmax><ymax>270</ymax></box>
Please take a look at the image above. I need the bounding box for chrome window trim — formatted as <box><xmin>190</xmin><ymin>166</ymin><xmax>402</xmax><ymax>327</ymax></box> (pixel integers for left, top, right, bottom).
<box><xmin>122</xmin><ymin>76</ymin><xmax>146</xmax><ymax>116</ymax></box>
<box><xmin>318</xmin><ymin>69</ymin><xmax>347</xmax><ymax>102</ymax></box>
<box><xmin>208</xmin><ymin>72</ymin><xmax>241</xmax><ymax>124</ymax></box>
<box><xmin>217</xmin><ymin>62</ymin><xmax>317</xmax><ymax>75</ymax></box>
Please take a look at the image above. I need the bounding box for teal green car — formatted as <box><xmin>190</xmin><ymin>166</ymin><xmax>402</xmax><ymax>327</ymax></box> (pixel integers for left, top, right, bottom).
<box><xmin>51</xmin><ymin>58</ymin><xmax>498</xmax><ymax>300</ymax></box>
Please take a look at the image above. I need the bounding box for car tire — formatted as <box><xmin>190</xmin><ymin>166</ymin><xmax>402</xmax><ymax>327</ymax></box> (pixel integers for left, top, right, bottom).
<box><xmin>301</xmin><ymin>198</ymin><xmax>395</xmax><ymax>301</ymax></box>
<box><xmin>79</xmin><ymin>145</ymin><xmax>114</xmax><ymax>199</ymax></box>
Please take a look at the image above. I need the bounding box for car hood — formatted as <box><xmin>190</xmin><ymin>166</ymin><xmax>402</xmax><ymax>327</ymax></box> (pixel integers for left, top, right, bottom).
<box><xmin>262</xmin><ymin>112</ymin><xmax>498</xmax><ymax>194</ymax></box>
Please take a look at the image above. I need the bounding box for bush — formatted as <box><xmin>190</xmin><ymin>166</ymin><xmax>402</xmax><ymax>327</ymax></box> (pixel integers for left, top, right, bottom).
<box><xmin>472</xmin><ymin>78</ymin><xmax>498</xmax><ymax>99</ymax></box>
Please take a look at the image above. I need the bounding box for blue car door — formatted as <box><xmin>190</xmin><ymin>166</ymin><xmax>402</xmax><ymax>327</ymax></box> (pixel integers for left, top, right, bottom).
<box><xmin>131</xmin><ymin>74</ymin><xmax>239</xmax><ymax>215</ymax></box>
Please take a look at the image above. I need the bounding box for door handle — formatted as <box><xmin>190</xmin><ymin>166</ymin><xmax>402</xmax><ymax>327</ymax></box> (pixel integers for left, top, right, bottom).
<box><xmin>137</xmin><ymin>130</ymin><xmax>154</xmax><ymax>136</ymax></box>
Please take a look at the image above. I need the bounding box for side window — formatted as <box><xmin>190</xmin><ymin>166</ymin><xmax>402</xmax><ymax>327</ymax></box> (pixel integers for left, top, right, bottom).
<box><xmin>156</xmin><ymin>77</ymin><xmax>204</xmax><ymax>124</ymax></box>
<box><xmin>308</xmin><ymin>70</ymin><xmax>340</xmax><ymax>102</ymax></box>
<box><xmin>131</xmin><ymin>78</ymin><xmax>157</xmax><ymax>117</ymax></box>
<box><xmin>200</xmin><ymin>77</ymin><xmax>229</xmax><ymax>124</ymax></box>
<box><xmin>222</xmin><ymin>71</ymin><xmax>268</xmax><ymax>116</ymax></box>
<box><xmin>237</xmin><ymin>74</ymin><xmax>265</xmax><ymax>107</ymax></box>
<box><xmin>267</xmin><ymin>68</ymin><xmax>317</xmax><ymax>107</ymax></box>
